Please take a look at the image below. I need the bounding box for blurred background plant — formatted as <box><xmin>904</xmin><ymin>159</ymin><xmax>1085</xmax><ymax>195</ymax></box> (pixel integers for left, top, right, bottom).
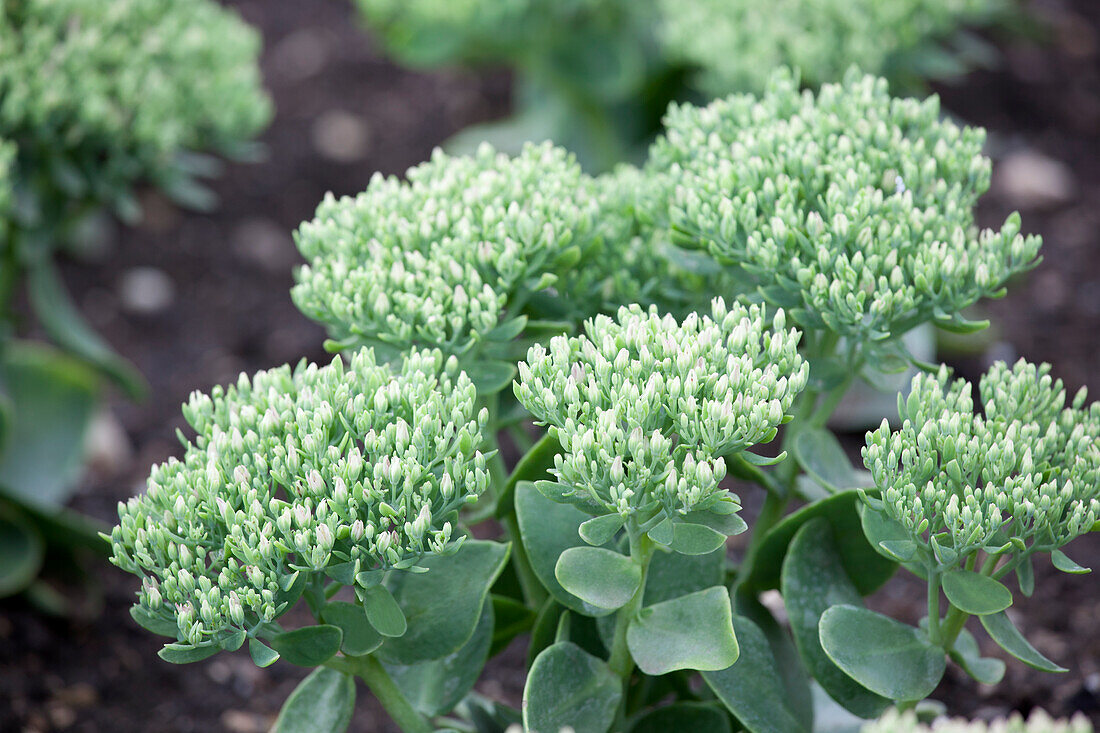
<box><xmin>0</xmin><ymin>0</ymin><xmax>270</xmax><ymax>610</ymax></box>
<box><xmin>355</xmin><ymin>0</ymin><xmax>1022</xmax><ymax>172</ymax></box>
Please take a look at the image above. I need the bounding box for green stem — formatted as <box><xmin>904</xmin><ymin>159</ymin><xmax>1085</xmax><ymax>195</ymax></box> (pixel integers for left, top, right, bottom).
<box><xmin>927</xmin><ymin>569</ymin><xmax>942</xmax><ymax>645</ymax></box>
<box><xmin>608</xmin><ymin>532</ymin><xmax>655</xmax><ymax>680</ymax></box>
<box><xmin>326</xmin><ymin>654</ymin><xmax>433</xmax><ymax>733</ymax></box>
<box><xmin>940</xmin><ymin>605</ymin><xmax>970</xmax><ymax>651</ymax></box>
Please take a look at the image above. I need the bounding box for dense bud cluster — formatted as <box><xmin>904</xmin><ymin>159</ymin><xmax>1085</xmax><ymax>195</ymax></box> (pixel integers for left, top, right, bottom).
<box><xmin>864</xmin><ymin>709</ymin><xmax>1092</xmax><ymax>733</ymax></box>
<box><xmin>292</xmin><ymin>142</ymin><xmax>600</xmax><ymax>361</ymax></box>
<box><xmin>649</xmin><ymin>69</ymin><xmax>1040</xmax><ymax>352</ymax></box>
<box><xmin>109</xmin><ymin>349</ymin><xmax>489</xmax><ymax>650</ymax></box>
<box><xmin>864</xmin><ymin>360</ymin><xmax>1100</xmax><ymax>561</ymax></box>
<box><xmin>0</xmin><ymin>0</ymin><xmax>270</xmax><ymax>227</ymax></box>
<box><xmin>516</xmin><ymin>300</ymin><xmax>807</xmax><ymax>517</ymax></box>
<box><xmin>659</xmin><ymin>0</ymin><xmax>1003</xmax><ymax>95</ymax></box>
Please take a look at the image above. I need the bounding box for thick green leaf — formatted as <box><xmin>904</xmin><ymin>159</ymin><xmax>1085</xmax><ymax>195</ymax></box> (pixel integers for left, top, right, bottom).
<box><xmin>948</xmin><ymin>628</ymin><xmax>1005</xmax><ymax>685</ymax></box>
<box><xmin>465</xmin><ymin>360</ymin><xmax>515</xmax><ymax>395</ymax></box>
<box><xmin>859</xmin><ymin>503</ymin><xmax>927</xmax><ymax>580</ymax></box>
<box><xmin>272</xmin><ymin>667</ymin><xmax>355</xmax><ymax>733</ymax></box>
<box><xmin>129</xmin><ymin>605</ymin><xmax>178</xmax><ymax>638</ymax></box>
<box><xmin>669</xmin><ymin>522</ymin><xmax>727</xmax><ymax>556</ymax></box>
<box><xmin>942</xmin><ymin>570</ymin><xmax>1012</xmax><ymax>615</ymax></box>
<box><xmin>645</xmin><ymin>546</ymin><xmax>724</xmax><ymax>606</ymax></box>
<box><xmin>388</xmin><ymin>599</ymin><xmax>493</xmax><ymax>717</ymax></box>
<box><xmin>496</xmin><ymin>433</ymin><xmax>559</xmax><ymax>519</ymax></box>
<box><xmin>516</xmin><ymin>481</ymin><xmax>614</xmax><ymax>616</ymax></box>
<box><xmin>733</xmin><ymin>593</ymin><xmax>814</xmax><ymax>731</ymax></box>
<box><xmin>749</xmin><ymin>491</ymin><xmax>896</xmax><ymax>595</ymax></box>
<box><xmin>360</xmin><ymin>584</ymin><xmax>407</xmax><ymax>638</ymax></box>
<box><xmin>781</xmin><ymin>520</ymin><xmax>890</xmax><ymax>717</ymax></box>
<box><xmin>819</xmin><ymin>605</ymin><xmax>946</xmax><ymax>702</ymax></box>
<box><xmin>0</xmin><ymin>343</ymin><xmax>98</xmax><ymax>507</ymax></box>
<box><xmin>157</xmin><ymin>643</ymin><xmax>219</xmax><ymax>664</ymax></box>
<box><xmin>629</xmin><ymin>703</ymin><xmax>731</xmax><ymax>733</ymax></box>
<box><xmin>1016</xmin><ymin>554</ymin><xmax>1035</xmax><ymax>597</ymax></box>
<box><xmin>270</xmin><ymin>625</ymin><xmax>343</xmax><ymax>667</ymax></box>
<box><xmin>249</xmin><ymin>638</ymin><xmax>280</xmax><ymax>668</ymax></box>
<box><xmin>523</xmin><ymin>642</ymin><xmax>621</xmax><ymax>733</ymax></box>
<box><xmin>25</xmin><ymin>260</ymin><xmax>146</xmax><ymax>399</ymax></box>
<box><xmin>791</xmin><ymin>428</ymin><xmax>861</xmax><ymax>492</ymax></box>
<box><xmin>627</xmin><ymin>586</ymin><xmax>738</xmax><ymax>675</ymax></box>
<box><xmin>579</xmin><ymin>514</ymin><xmax>624</xmax><ymax>546</ymax></box>
<box><xmin>0</xmin><ymin>506</ymin><xmax>44</xmax><ymax>597</ymax></box>
<box><xmin>377</xmin><ymin>540</ymin><xmax>509</xmax><ymax>665</ymax></box>
<box><xmin>704</xmin><ymin>614</ymin><xmax>809</xmax><ymax>733</ymax></box>
<box><xmin>555</xmin><ymin>546</ymin><xmax>640</xmax><ymax>611</ymax></box>
<box><xmin>1051</xmin><ymin>549</ymin><xmax>1090</xmax><ymax>574</ymax></box>
<box><xmin>979</xmin><ymin>611</ymin><xmax>1067</xmax><ymax>673</ymax></box>
<box><xmin>322</xmin><ymin>601</ymin><xmax>384</xmax><ymax>656</ymax></box>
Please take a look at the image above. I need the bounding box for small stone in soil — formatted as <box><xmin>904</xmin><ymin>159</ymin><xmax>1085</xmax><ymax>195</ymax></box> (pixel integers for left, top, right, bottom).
<box><xmin>312</xmin><ymin>110</ymin><xmax>372</xmax><ymax>163</ymax></box>
<box><xmin>118</xmin><ymin>267</ymin><xmax>176</xmax><ymax>315</ymax></box>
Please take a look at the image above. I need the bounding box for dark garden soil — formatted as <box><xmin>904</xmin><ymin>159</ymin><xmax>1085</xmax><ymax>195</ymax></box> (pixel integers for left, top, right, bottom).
<box><xmin>2</xmin><ymin>0</ymin><xmax>1098</xmax><ymax>730</ymax></box>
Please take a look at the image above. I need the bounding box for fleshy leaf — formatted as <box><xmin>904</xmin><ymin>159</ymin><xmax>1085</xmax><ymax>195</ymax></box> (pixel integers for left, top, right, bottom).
<box><xmin>377</xmin><ymin>539</ymin><xmax>509</xmax><ymax>665</ymax></box>
<box><xmin>948</xmin><ymin>628</ymin><xmax>1005</xmax><ymax>685</ymax></box>
<box><xmin>942</xmin><ymin>569</ymin><xmax>1012</xmax><ymax>615</ymax></box>
<box><xmin>781</xmin><ymin>519</ymin><xmax>890</xmax><ymax>717</ymax></box>
<box><xmin>523</xmin><ymin>642</ymin><xmax>621</xmax><ymax>733</ymax></box>
<box><xmin>627</xmin><ymin>586</ymin><xmax>738</xmax><ymax>675</ymax></box>
<box><xmin>387</xmin><ymin>598</ymin><xmax>494</xmax><ymax>717</ymax></box>
<box><xmin>819</xmin><ymin>605</ymin><xmax>946</xmax><ymax>702</ymax></box>
<box><xmin>979</xmin><ymin>611</ymin><xmax>1067</xmax><ymax>673</ymax></box>
<box><xmin>791</xmin><ymin>428</ymin><xmax>861</xmax><ymax>492</ymax></box>
<box><xmin>628</xmin><ymin>702</ymin><xmax>731</xmax><ymax>733</ymax></box>
<box><xmin>361</xmin><ymin>584</ymin><xmax>407</xmax><ymax>638</ymax></box>
<box><xmin>555</xmin><ymin>546</ymin><xmax>640</xmax><ymax>611</ymax></box>
<box><xmin>516</xmin><ymin>481</ymin><xmax>615</xmax><ymax>616</ymax></box>
<box><xmin>579</xmin><ymin>514</ymin><xmax>624</xmax><ymax>546</ymax></box>
<box><xmin>322</xmin><ymin>601</ymin><xmax>384</xmax><ymax>656</ymax></box>
<box><xmin>703</xmin><ymin>614</ymin><xmax>809</xmax><ymax>733</ymax></box>
<box><xmin>272</xmin><ymin>667</ymin><xmax>355</xmax><ymax>733</ymax></box>
<box><xmin>270</xmin><ymin>625</ymin><xmax>343</xmax><ymax>667</ymax></box>
<box><xmin>669</xmin><ymin>522</ymin><xmax>727</xmax><ymax>555</ymax></box>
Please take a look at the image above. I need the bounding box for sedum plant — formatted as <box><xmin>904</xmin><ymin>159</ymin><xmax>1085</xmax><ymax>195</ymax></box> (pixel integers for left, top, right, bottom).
<box><xmin>355</xmin><ymin>0</ymin><xmax>1014</xmax><ymax>171</ymax></box>
<box><xmin>111</xmin><ymin>71</ymin><xmax>1096</xmax><ymax>732</ymax></box>
<box><xmin>0</xmin><ymin>0</ymin><xmax>269</xmax><ymax>604</ymax></box>
<box><xmin>864</xmin><ymin>709</ymin><xmax>1093</xmax><ymax>733</ymax></box>
<box><xmin>660</xmin><ymin>0</ymin><xmax>1006</xmax><ymax>97</ymax></box>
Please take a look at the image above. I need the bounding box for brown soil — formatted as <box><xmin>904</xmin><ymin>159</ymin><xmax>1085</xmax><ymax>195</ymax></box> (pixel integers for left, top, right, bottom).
<box><xmin>1</xmin><ymin>0</ymin><xmax>1097</xmax><ymax>730</ymax></box>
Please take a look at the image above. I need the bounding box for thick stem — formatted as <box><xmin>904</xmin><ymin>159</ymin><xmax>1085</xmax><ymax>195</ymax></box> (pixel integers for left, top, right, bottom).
<box><xmin>607</xmin><ymin>532</ymin><xmax>655</xmax><ymax>680</ymax></box>
<box><xmin>327</xmin><ymin>654</ymin><xmax>433</xmax><ymax>733</ymax></box>
<box><xmin>939</xmin><ymin>605</ymin><xmax>970</xmax><ymax>651</ymax></box>
<box><xmin>733</xmin><ymin>490</ymin><xmax>789</xmax><ymax>590</ymax></box>
<box><xmin>927</xmin><ymin>569</ymin><xmax>942</xmax><ymax>645</ymax></box>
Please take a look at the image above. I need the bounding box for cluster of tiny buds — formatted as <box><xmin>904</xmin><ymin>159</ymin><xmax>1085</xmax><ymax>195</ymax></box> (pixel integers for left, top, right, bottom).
<box><xmin>516</xmin><ymin>298</ymin><xmax>807</xmax><ymax>517</ymax></box>
<box><xmin>864</xmin><ymin>709</ymin><xmax>1092</xmax><ymax>733</ymax></box>
<box><xmin>649</xmin><ymin>68</ymin><xmax>1041</xmax><ymax>346</ymax></box>
<box><xmin>110</xmin><ymin>347</ymin><xmax>489</xmax><ymax>648</ymax></box>
<box><xmin>292</xmin><ymin>141</ymin><xmax>598</xmax><ymax>358</ymax></box>
<box><xmin>863</xmin><ymin>360</ymin><xmax>1100</xmax><ymax>562</ymax></box>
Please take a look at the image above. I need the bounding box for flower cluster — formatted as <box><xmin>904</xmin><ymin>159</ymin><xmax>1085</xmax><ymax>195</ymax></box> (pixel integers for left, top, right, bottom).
<box><xmin>659</xmin><ymin>0</ymin><xmax>1003</xmax><ymax>95</ymax></box>
<box><xmin>109</xmin><ymin>349</ymin><xmax>489</xmax><ymax>650</ymax></box>
<box><xmin>864</xmin><ymin>709</ymin><xmax>1092</xmax><ymax>733</ymax></box>
<box><xmin>0</xmin><ymin>0</ymin><xmax>270</xmax><ymax>228</ymax></box>
<box><xmin>648</xmin><ymin>69</ymin><xmax>1041</xmax><ymax>354</ymax></box>
<box><xmin>516</xmin><ymin>300</ymin><xmax>808</xmax><ymax>518</ymax></box>
<box><xmin>292</xmin><ymin>142</ymin><xmax>600</xmax><ymax>363</ymax></box>
<box><xmin>863</xmin><ymin>360</ymin><xmax>1100</xmax><ymax>561</ymax></box>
